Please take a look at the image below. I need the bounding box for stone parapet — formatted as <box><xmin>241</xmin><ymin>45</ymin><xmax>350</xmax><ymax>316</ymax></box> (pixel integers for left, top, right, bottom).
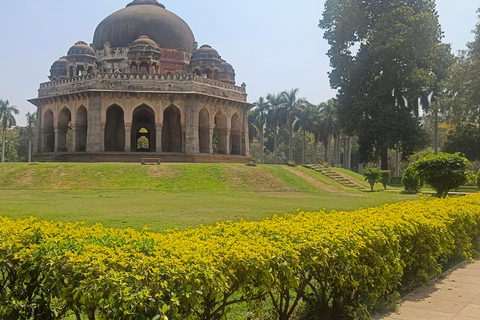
<box><xmin>38</xmin><ymin>73</ymin><xmax>247</xmax><ymax>101</ymax></box>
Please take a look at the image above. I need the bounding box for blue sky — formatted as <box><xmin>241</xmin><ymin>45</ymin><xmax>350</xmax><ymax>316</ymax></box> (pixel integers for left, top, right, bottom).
<box><xmin>0</xmin><ymin>0</ymin><xmax>478</xmax><ymax>125</ymax></box>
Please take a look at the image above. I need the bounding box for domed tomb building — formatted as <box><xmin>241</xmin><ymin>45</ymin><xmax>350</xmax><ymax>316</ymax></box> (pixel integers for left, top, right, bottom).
<box><xmin>29</xmin><ymin>0</ymin><xmax>252</xmax><ymax>162</ymax></box>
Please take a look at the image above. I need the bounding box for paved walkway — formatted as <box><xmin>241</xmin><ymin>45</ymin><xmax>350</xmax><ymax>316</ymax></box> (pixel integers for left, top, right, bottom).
<box><xmin>375</xmin><ymin>259</ymin><xmax>480</xmax><ymax>320</ymax></box>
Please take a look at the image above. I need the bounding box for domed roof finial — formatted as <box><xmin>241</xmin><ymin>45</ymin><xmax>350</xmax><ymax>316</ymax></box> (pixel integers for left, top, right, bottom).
<box><xmin>126</xmin><ymin>0</ymin><xmax>165</xmax><ymax>9</ymax></box>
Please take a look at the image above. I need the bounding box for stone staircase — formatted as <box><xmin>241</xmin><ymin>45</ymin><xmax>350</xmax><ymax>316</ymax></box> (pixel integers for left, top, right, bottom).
<box><xmin>304</xmin><ymin>165</ymin><xmax>365</xmax><ymax>190</ymax></box>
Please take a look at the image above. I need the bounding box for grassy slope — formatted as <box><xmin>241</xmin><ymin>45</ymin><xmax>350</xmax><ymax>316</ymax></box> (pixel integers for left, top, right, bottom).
<box><xmin>0</xmin><ymin>163</ymin><xmax>421</xmax><ymax>232</ymax></box>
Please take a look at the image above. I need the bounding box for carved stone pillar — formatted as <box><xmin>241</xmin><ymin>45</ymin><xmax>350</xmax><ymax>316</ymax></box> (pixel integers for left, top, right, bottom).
<box><xmin>100</xmin><ymin>123</ymin><xmax>105</xmax><ymax>152</ymax></box>
<box><xmin>125</xmin><ymin>123</ymin><xmax>132</xmax><ymax>152</ymax></box>
<box><xmin>156</xmin><ymin>124</ymin><xmax>162</xmax><ymax>153</ymax></box>
<box><xmin>71</xmin><ymin>125</ymin><xmax>77</xmax><ymax>152</ymax></box>
<box><xmin>181</xmin><ymin>124</ymin><xmax>186</xmax><ymax>153</ymax></box>
<box><xmin>226</xmin><ymin>128</ymin><xmax>231</xmax><ymax>155</ymax></box>
<box><xmin>209</xmin><ymin>127</ymin><xmax>214</xmax><ymax>154</ymax></box>
<box><xmin>54</xmin><ymin>126</ymin><xmax>60</xmax><ymax>153</ymax></box>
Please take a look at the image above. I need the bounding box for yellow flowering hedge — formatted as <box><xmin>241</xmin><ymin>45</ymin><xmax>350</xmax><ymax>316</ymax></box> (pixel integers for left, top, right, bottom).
<box><xmin>1</xmin><ymin>194</ymin><xmax>480</xmax><ymax>320</ymax></box>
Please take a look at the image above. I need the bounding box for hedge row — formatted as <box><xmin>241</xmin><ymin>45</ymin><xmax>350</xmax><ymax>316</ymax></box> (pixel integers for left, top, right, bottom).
<box><xmin>1</xmin><ymin>195</ymin><xmax>480</xmax><ymax>320</ymax></box>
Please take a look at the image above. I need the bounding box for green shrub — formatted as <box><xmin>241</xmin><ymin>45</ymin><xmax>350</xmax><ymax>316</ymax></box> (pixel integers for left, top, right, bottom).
<box><xmin>415</xmin><ymin>153</ymin><xmax>470</xmax><ymax>198</ymax></box>
<box><xmin>2</xmin><ymin>195</ymin><xmax>480</xmax><ymax>319</ymax></box>
<box><xmin>402</xmin><ymin>165</ymin><xmax>421</xmax><ymax>193</ymax></box>
<box><xmin>363</xmin><ymin>167</ymin><xmax>381</xmax><ymax>191</ymax></box>
<box><xmin>380</xmin><ymin>170</ymin><xmax>392</xmax><ymax>190</ymax></box>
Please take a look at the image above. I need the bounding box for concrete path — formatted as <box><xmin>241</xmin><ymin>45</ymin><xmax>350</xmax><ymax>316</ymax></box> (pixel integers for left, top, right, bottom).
<box><xmin>375</xmin><ymin>259</ymin><xmax>480</xmax><ymax>320</ymax></box>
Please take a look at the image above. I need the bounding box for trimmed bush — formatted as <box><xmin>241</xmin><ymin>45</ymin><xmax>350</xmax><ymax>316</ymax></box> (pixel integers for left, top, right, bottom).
<box><xmin>415</xmin><ymin>153</ymin><xmax>470</xmax><ymax>198</ymax></box>
<box><xmin>402</xmin><ymin>165</ymin><xmax>421</xmax><ymax>193</ymax></box>
<box><xmin>1</xmin><ymin>195</ymin><xmax>480</xmax><ymax>319</ymax></box>
<box><xmin>363</xmin><ymin>167</ymin><xmax>381</xmax><ymax>191</ymax></box>
<box><xmin>380</xmin><ymin>170</ymin><xmax>392</xmax><ymax>190</ymax></box>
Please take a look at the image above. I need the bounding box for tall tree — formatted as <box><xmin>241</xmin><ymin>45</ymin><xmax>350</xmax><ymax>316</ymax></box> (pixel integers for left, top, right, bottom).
<box><xmin>250</xmin><ymin>97</ymin><xmax>269</xmax><ymax>164</ymax></box>
<box><xmin>266</xmin><ymin>93</ymin><xmax>285</xmax><ymax>165</ymax></box>
<box><xmin>294</xmin><ymin>103</ymin><xmax>321</xmax><ymax>164</ymax></box>
<box><xmin>318</xmin><ymin>99</ymin><xmax>339</xmax><ymax>165</ymax></box>
<box><xmin>0</xmin><ymin>99</ymin><xmax>19</xmax><ymax>163</ymax></box>
<box><xmin>440</xmin><ymin>8</ymin><xmax>480</xmax><ymax>124</ymax></box>
<box><xmin>26</xmin><ymin>112</ymin><xmax>36</xmax><ymax>163</ymax></box>
<box><xmin>320</xmin><ymin>0</ymin><xmax>447</xmax><ymax>169</ymax></box>
<box><xmin>279</xmin><ymin>88</ymin><xmax>306</xmax><ymax>162</ymax></box>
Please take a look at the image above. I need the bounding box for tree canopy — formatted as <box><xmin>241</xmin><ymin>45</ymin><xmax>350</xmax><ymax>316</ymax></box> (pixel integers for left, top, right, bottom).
<box><xmin>319</xmin><ymin>0</ymin><xmax>452</xmax><ymax>169</ymax></box>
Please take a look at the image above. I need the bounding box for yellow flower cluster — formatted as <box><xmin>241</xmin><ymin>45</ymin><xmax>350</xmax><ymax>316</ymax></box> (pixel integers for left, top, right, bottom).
<box><xmin>1</xmin><ymin>194</ymin><xmax>479</xmax><ymax>320</ymax></box>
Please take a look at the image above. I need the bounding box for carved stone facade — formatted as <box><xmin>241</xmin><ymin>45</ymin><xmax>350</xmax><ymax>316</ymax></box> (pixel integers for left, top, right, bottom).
<box><xmin>29</xmin><ymin>0</ymin><xmax>251</xmax><ymax>163</ymax></box>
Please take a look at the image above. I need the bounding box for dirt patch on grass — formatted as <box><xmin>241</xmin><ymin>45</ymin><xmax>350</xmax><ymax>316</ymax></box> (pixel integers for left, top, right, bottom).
<box><xmin>147</xmin><ymin>165</ymin><xmax>179</xmax><ymax>179</ymax></box>
<box><xmin>13</xmin><ymin>169</ymin><xmax>35</xmax><ymax>188</ymax></box>
<box><xmin>283</xmin><ymin>167</ymin><xmax>353</xmax><ymax>195</ymax></box>
<box><xmin>223</xmin><ymin>166</ymin><xmax>292</xmax><ymax>191</ymax></box>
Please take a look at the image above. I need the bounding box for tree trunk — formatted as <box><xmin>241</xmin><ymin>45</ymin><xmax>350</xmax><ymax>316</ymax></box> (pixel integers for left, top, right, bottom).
<box><xmin>327</xmin><ymin>133</ymin><xmax>332</xmax><ymax>166</ymax></box>
<box><xmin>260</xmin><ymin>125</ymin><xmax>264</xmax><ymax>164</ymax></box>
<box><xmin>381</xmin><ymin>148</ymin><xmax>388</xmax><ymax>170</ymax></box>
<box><xmin>1</xmin><ymin>124</ymin><xmax>6</xmax><ymax>163</ymax></box>
<box><xmin>313</xmin><ymin>139</ymin><xmax>318</xmax><ymax>164</ymax></box>
<box><xmin>288</xmin><ymin>122</ymin><xmax>293</xmax><ymax>162</ymax></box>
<box><xmin>28</xmin><ymin>138</ymin><xmax>32</xmax><ymax>163</ymax></box>
<box><xmin>302</xmin><ymin>130</ymin><xmax>305</xmax><ymax>164</ymax></box>
<box><xmin>274</xmin><ymin>123</ymin><xmax>277</xmax><ymax>165</ymax></box>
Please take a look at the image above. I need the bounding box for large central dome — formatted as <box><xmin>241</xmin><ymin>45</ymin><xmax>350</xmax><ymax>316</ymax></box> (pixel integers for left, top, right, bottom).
<box><xmin>93</xmin><ymin>0</ymin><xmax>195</xmax><ymax>52</ymax></box>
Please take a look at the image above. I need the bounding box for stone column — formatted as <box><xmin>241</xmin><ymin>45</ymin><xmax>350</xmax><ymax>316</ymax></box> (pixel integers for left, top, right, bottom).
<box><xmin>54</xmin><ymin>126</ymin><xmax>60</xmax><ymax>153</ymax></box>
<box><xmin>181</xmin><ymin>125</ymin><xmax>186</xmax><ymax>153</ymax></box>
<box><xmin>209</xmin><ymin>127</ymin><xmax>214</xmax><ymax>154</ymax></box>
<box><xmin>242</xmin><ymin>108</ymin><xmax>249</xmax><ymax>157</ymax></box>
<box><xmin>185</xmin><ymin>96</ymin><xmax>199</xmax><ymax>154</ymax></box>
<box><xmin>100</xmin><ymin>123</ymin><xmax>105</xmax><ymax>152</ymax></box>
<box><xmin>125</xmin><ymin>123</ymin><xmax>132</xmax><ymax>152</ymax></box>
<box><xmin>87</xmin><ymin>94</ymin><xmax>103</xmax><ymax>152</ymax></box>
<box><xmin>71</xmin><ymin>125</ymin><xmax>77</xmax><ymax>152</ymax></box>
<box><xmin>226</xmin><ymin>128</ymin><xmax>231</xmax><ymax>155</ymax></box>
<box><xmin>156</xmin><ymin>124</ymin><xmax>162</xmax><ymax>153</ymax></box>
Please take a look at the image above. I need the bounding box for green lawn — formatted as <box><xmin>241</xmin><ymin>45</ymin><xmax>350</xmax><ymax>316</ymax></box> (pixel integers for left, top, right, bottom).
<box><xmin>0</xmin><ymin>163</ymin><xmax>426</xmax><ymax>232</ymax></box>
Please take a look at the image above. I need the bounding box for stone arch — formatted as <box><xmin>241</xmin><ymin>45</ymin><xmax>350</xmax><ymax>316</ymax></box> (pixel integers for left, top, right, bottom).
<box><xmin>198</xmin><ymin>107</ymin><xmax>210</xmax><ymax>153</ymax></box>
<box><xmin>75</xmin><ymin>106</ymin><xmax>88</xmax><ymax>152</ymax></box>
<box><xmin>214</xmin><ymin>111</ymin><xmax>227</xmax><ymax>154</ymax></box>
<box><xmin>42</xmin><ymin>109</ymin><xmax>54</xmax><ymax>152</ymax></box>
<box><xmin>162</xmin><ymin>105</ymin><xmax>182</xmax><ymax>153</ymax></box>
<box><xmin>57</xmin><ymin>107</ymin><xmax>72</xmax><ymax>152</ymax></box>
<box><xmin>105</xmin><ymin>104</ymin><xmax>125</xmax><ymax>152</ymax></box>
<box><xmin>230</xmin><ymin>112</ymin><xmax>241</xmax><ymax>155</ymax></box>
<box><xmin>132</xmin><ymin>104</ymin><xmax>155</xmax><ymax>152</ymax></box>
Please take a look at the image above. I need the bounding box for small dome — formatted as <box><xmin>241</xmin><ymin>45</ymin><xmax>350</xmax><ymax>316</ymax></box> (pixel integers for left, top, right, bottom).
<box><xmin>93</xmin><ymin>1</ymin><xmax>195</xmax><ymax>52</ymax></box>
<box><xmin>220</xmin><ymin>60</ymin><xmax>234</xmax><ymax>73</ymax></box>
<box><xmin>192</xmin><ymin>45</ymin><xmax>221</xmax><ymax>60</ymax></box>
<box><xmin>68</xmin><ymin>41</ymin><xmax>95</xmax><ymax>56</ymax></box>
<box><xmin>132</xmin><ymin>35</ymin><xmax>160</xmax><ymax>49</ymax></box>
<box><xmin>50</xmin><ymin>57</ymin><xmax>68</xmax><ymax>77</ymax></box>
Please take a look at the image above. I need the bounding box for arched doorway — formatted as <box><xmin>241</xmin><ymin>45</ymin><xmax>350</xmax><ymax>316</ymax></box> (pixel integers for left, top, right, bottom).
<box><xmin>230</xmin><ymin>113</ymin><xmax>241</xmax><ymax>155</ymax></box>
<box><xmin>132</xmin><ymin>105</ymin><xmax>155</xmax><ymax>152</ymax></box>
<box><xmin>43</xmin><ymin>109</ymin><xmax>54</xmax><ymax>152</ymax></box>
<box><xmin>199</xmin><ymin>107</ymin><xmax>210</xmax><ymax>153</ymax></box>
<box><xmin>57</xmin><ymin>107</ymin><xmax>72</xmax><ymax>152</ymax></box>
<box><xmin>214</xmin><ymin>111</ymin><xmax>227</xmax><ymax>154</ymax></box>
<box><xmin>105</xmin><ymin>105</ymin><xmax>125</xmax><ymax>151</ymax></box>
<box><xmin>75</xmin><ymin>106</ymin><xmax>87</xmax><ymax>152</ymax></box>
<box><xmin>162</xmin><ymin>106</ymin><xmax>182</xmax><ymax>153</ymax></box>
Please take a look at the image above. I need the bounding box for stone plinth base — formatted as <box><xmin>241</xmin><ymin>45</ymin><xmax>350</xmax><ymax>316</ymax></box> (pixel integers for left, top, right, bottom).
<box><xmin>33</xmin><ymin>152</ymin><xmax>251</xmax><ymax>164</ymax></box>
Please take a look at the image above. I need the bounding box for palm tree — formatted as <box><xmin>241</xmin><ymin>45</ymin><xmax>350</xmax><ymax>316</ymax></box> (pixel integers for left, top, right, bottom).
<box><xmin>26</xmin><ymin>112</ymin><xmax>36</xmax><ymax>163</ymax></box>
<box><xmin>251</xmin><ymin>97</ymin><xmax>269</xmax><ymax>164</ymax></box>
<box><xmin>318</xmin><ymin>99</ymin><xmax>339</xmax><ymax>166</ymax></box>
<box><xmin>294</xmin><ymin>102</ymin><xmax>320</xmax><ymax>164</ymax></box>
<box><xmin>0</xmin><ymin>99</ymin><xmax>19</xmax><ymax>163</ymax></box>
<box><xmin>266</xmin><ymin>93</ymin><xmax>285</xmax><ymax>165</ymax></box>
<box><xmin>280</xmin><ymin>88</ymin><xmax>306</xmax><ymax>162</ymax></box>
